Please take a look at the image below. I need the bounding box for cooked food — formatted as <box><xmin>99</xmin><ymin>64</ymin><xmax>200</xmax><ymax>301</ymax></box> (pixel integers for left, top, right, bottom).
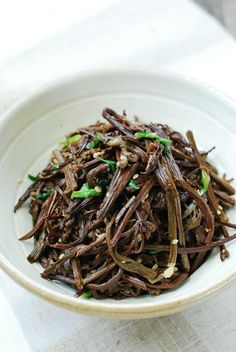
<box><xmin>14</xmin><ymin>108</ymin><xmax>236</xmax><ymax>299</ymax></box>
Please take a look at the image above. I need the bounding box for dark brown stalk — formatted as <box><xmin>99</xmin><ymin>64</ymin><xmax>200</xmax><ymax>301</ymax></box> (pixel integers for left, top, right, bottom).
<box><xmin>63</xmin><ymin>164</ymin><xmax>77</xmax><ymax>194</ymax></box>
<box><xmin>19</xmin><ymin>216</ymin><xmax>46</xmax><ymax>241</ymax></box>
<box><xmin>210</xmin><ymin>171</ymin><xmax>235</xmax><ymax>195</ymax></box>
<box><xmin>87</xmin><ymin>268</ymin><xmax>123</xmax><ymax>290</ymax></box>
<box><xmin>145</xmin><ymin>233</ymin><xmax>236</xmax><ymax>254</ymax></box>
<box><xmin>14</xmin><ymin>181</ymin><xmax>40</xmax><ymax>212</ymax></box>
<box><xmin>146</xmin><ymin>272</ymin><xmax>189</xmax><ymax>289</ymax></box>
<box><xmin>27</xmin><ymin>232</ymin><xmax>46</xmax><ymax>263</ymax></box>
<box><xmin>102</xmin><ymin>108</ymin><xmax>135</xmax><ymax>138</ymax></box>
<box><xmin>106</xmin><ymin>216</ymin><xmax>159</xmax><ymax>283</ymax></box>
<box><xmin>111</xmin><ymin>178</ymin><xmax>155</xmax><ymax>246</ymax></box>
<box><xmin>95</xmin><ymin>163</ymin><xmax>139</xmax><ymax>222</ymax></box>
<box><xmin>71</xmin><ymin>258</ymin><xmax>83</xmax><ymax>290</ymax></box>
<box><xmin>187</xmin><ymin>130</ymin><xmax>225</xmax><ymax>270</ymax></box>
<box><xmin>83</xmin><ymin>262</ymin><xmax>117</xmax><ymax>284</ymax></box>
<box><xmin>156</xmin><ymin>158</ymin><xmax>190</xmax><ymax>271</ymax></box>
<box><xmin>86</xmin><ymin>164</ymin><xmax>109</xmax><ymax>186</ymax></box>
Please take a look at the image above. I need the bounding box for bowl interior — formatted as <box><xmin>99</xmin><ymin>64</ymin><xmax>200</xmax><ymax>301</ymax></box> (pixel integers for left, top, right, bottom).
<box><xmin>0</xmin><ymin>70</ymin><xmax>236</xmax><ymax>316</ymax></box>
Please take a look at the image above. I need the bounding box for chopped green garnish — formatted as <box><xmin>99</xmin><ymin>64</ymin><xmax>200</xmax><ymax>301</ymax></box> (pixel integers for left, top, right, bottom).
<box><xmin>97</xmin><ymin>158</ymin><xmax>116</xmax><ymax>173</ymax></box>
<box><xmin>71</xmin><ymin>183</ymin><xmax>102</xmax><ymax>200</ymax></box>
<box><xmin>36</xmin><ymin>189</ymin><xmax>54</xmax><ymax>200</ymax></box>
<box><xmin>135</xmin><ymin>131</ymin><xmax>172</xmax><ymax>147</ymax></box>
<box><xmin>98</xmin><ymin>178</ymin><xmax>110</xmax><ymax>187</ymax></box>
<box><xmin>87</xmin><ymin>132</ymin><xmax>103</xmax><ymax>149</ymax></box>
<box><xmin>80</xmin><ymin>290</ymin><xmax>92</xmax><ymax>299</ymax></box>
<box><xmin>128</xmin><ymin>179</ymin><xmax>140</xmax><ymax>190</ymax></box>
<box><xmin>199</xmin><ymin>169</ymin><xmax>210</xmax><ymax>196</ymax></box>
<box><xmin>28</xmin><ymin>173</ymin><xmax>39</xmax><ymax>181</ymax></box>
<box><xmin>68</xmin><ymin>134</ymin><xmax>81</xmax><ymax>144</ymax></box>
<box><xmin>60</xmin><ymin>134</ymin><xmax>81</xmax><ymax>147</ymax></box>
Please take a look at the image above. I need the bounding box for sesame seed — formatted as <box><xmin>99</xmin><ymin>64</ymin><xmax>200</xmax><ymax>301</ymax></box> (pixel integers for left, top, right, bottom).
<box><xmin>172</xmin><ymin>239</ymin><xmax>178</xmax><ymax>245</ymax></box>
<box><xmin>93</xmin><ymin>151</ymin><xmax>104</xmax><ymax>158</ymax></box>
<box><xmin>162</xmin><ymin>265</ymin><xmax>175</xmax><ymax>279</ymax></box>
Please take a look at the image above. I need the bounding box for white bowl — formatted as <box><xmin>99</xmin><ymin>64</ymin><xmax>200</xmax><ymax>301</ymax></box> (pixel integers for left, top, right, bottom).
<box><xmin>0</xmin><ymin>68</ymin><xmax>236</xmax><ymax>319</ymax></box>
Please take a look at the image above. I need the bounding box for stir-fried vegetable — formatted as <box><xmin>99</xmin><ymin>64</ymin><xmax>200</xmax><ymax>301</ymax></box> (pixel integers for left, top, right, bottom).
<box><xmin>15</xmin><ymin>107</ymin><xmax>236</xmax><ymax>300</ymax></box>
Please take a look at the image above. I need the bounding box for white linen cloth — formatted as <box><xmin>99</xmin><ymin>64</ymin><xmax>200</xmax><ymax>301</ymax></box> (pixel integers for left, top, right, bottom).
<box><xmin>0</xmin><ymin>0</ymin><xmax>236</xmax><ymax>351</ymax></box>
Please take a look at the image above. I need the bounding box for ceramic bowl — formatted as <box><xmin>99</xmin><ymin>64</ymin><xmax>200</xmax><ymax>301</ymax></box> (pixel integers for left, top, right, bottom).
<box><xmin>0</xmin><ymin>69</ymin><xmax>236</xmax><ymax>319</ymax></box>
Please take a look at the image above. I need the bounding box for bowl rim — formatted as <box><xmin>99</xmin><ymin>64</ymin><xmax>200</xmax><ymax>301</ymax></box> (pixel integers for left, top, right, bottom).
<box><xmin>0</xmin><ymin>67</ymin><xmax>236</xmax><ymax>319</ymax></box>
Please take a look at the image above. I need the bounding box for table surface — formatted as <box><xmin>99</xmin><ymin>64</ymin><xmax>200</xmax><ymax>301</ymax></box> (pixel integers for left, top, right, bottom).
<box><xmin>194</xmin><ymin>0</ymin><xmax>236</xmax><ymax>37</ymax></box>
<box><xmin>1</xmin><ymin>1</ymin><xmax>236</xmax><ymax>351</ymax></box>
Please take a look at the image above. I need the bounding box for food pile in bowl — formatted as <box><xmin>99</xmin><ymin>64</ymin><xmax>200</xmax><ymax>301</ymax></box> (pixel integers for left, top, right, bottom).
<box><xmin>15</xmin><ymin>108</ymin><xmax>236</xmax><ymax>299</ymax></box>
